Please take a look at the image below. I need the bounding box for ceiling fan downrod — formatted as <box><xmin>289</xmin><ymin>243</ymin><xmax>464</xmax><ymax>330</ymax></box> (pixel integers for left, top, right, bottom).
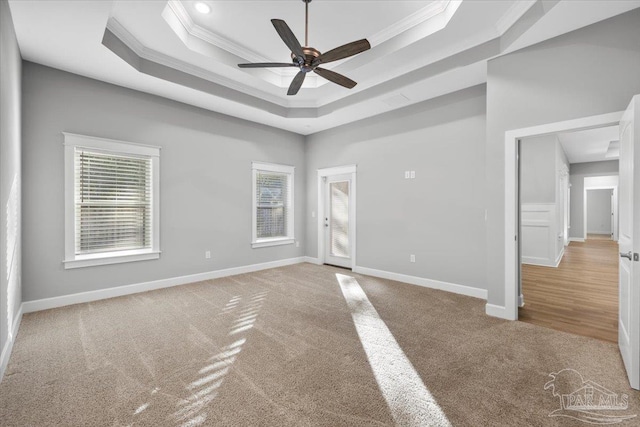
<box><xmin>304</xmin><ymin>0</ymin><xmax>311</xmax><ymax>47</ymax></box>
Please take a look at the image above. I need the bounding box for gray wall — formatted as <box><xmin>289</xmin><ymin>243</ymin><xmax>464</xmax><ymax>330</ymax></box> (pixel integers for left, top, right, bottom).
<box><xmin>21</xmin><ymin>63</ymin><xmax>306</xmax><ymax>301</ymax></box>
<box><xmin>587</xmin><ymin>189</ymin><xmax>612</xmax><ymax>235</ymax></box>
<box><xmin>306</xmin><ymin>85</ymin><xmax>487</xmax><ymax>291</ymax></box>
<box><xmin>485</xmin><ymin>9</ymin><xmax>640</xmax><ymax>307</ymax></box>
<box><xmin>0</xmin><ymin>0</ymin><xmax>22</xmax><ymax>370</ymax></box>
<box><xmin>520</xmin><ymin>135</ymin><xmax>557</xmax><ymax>204</ymax></box>
<box><xmin>569</xmin><ymin>160</ymin><xmax>619</xmax><ymax>239</ymax></box>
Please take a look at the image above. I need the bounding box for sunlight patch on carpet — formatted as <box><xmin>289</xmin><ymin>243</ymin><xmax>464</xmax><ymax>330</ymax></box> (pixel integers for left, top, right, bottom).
<box><xmin>337</xmin><ymin>273</ymin><xmax>452</xmax><ymax>427</ymax></box>
<box><xmin>172</xmin><ymin>290</ymin><xmax>268</xmax><ymax>426</ymax></box>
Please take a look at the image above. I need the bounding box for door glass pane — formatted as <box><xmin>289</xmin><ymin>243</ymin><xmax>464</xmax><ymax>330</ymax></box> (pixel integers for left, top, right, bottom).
<box><xmin>330</xmin><ymin>181</ymin><xmax>349</xmax><ymax>258</ymax></box>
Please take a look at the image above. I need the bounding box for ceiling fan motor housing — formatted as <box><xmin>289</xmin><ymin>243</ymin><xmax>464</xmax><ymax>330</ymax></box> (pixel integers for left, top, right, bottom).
<box><xmin>292</xmin><ymin>47</ymin><xmax>320</xmax><ymax>72</ymax></box>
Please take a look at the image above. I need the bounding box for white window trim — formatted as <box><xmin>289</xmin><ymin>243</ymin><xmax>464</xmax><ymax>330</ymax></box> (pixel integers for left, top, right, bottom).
<box><xmin>63</xmin><ymin>132</ymin><xmax>161</xmax><ymax>269</ymax></box>
<box><xmin>252</xmin><ymin>161</ymin><xmax>295</xmax><ymax>248</ymax></box>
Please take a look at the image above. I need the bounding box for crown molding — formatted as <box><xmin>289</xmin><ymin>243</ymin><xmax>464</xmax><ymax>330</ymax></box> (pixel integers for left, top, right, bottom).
<box><xmin>368</xmin><ymin>0</ymin><xmax>452</xmax><ymax>46</ymax></box>
<box><xmin>167</xmin><ymin>0</ymin><xmax>269</xmax><ymax>64</ymax></box>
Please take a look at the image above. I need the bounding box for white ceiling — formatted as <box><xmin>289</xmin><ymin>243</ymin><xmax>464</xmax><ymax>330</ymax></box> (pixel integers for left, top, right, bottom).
<box><xmin>558</xmin><ymin>125</ymin><xmax>620</xmax><ymax>164</ymax></box>
<box><xmin>8</xmin><ymin>0</ymin><xmax>640</xmax><ymax>135</ymax></box>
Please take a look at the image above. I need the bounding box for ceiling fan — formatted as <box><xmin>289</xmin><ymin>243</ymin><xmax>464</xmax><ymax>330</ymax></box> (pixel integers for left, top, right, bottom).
<box><xmin>238</xmin><ymin>0</ymin><xmax>371</xmax><ymax>96</ymax></box>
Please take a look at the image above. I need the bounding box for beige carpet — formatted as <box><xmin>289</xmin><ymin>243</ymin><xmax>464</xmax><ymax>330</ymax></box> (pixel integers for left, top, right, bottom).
<box><xmin>1</xmin><ymin>263</ymin><xmax>638</xmax><ymax>426</ymax></box>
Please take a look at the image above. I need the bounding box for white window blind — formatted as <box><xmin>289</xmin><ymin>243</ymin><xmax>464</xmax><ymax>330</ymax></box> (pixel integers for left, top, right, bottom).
<box><xmin>256</xmin><ymin>171</ymin><xmax>288</xmax><ymax>239</ymax></box>
<box><xmin>75</xmin><ymin>149</ymin><xmax>152</xmax><ymax>255</ymax></box>
<box><xmin>252</xmin><ymin>162</ymin><xmax>294</xmax><ymax>248</ymax></box>
<box><xmin>63</xmin><ymin>133</ymin><xmax>160</xmax><ymax>269</ymax></box>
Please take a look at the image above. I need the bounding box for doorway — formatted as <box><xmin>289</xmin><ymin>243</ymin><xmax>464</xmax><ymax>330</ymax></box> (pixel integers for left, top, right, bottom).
<box><xmin>583</xmin><ymin>176</ymin><xmax>618</xmax><ymax>242</ymax></box>
<box><xmin>586</xmin><ymin>189</ymin><xmax>614</xmax><ymax>239</ymax></box>
<box><xmin>501</xmin><ymin>111</ymin><xmax>623</xmax><ymax>321</ymax></box>
<box><xmin>317</xmin><ymin>165</ymin><xmax>357</xmax><ymax>269</ymax></box>
<box><xmin>517</xmin><ymin>129</ymin><xmax>620</xmax><ymax>343</ymax></box>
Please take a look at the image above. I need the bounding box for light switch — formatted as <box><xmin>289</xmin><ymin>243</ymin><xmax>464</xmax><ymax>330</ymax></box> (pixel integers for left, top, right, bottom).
<box><xmin>410</xmin><ymin>171</ymin><xmax>416</xmax><ymax>179</ymax></box>
<box><xmin>404</xmin><ymin>171</ymin><xmax>410</xmax><ymax>179</ymax></box>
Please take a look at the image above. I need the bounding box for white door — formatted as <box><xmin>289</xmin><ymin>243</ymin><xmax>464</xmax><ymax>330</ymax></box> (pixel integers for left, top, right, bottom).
<box><xmin>324</xmin><ymin>174</ymin><xmax>352</xmax><ymax>268</ymax></box>
<box><xmin>618</xmin><ymin>95</ymin><xmax>640</xmax><ymax>390</ymax></box>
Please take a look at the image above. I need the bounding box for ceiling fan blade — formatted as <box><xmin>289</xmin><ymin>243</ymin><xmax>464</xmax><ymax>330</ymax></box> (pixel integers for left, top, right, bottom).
<box><xmin>271</xmin><ymin>19</ymin><xmax>305</xmax><ymax>63</ymax></box>
<box><xmin>287</xmin><ymin>71</ymin><xmax>306</xmax><ymax>96</ymax></box>
<box><xmin>313</xmin><ymin>39</ymin><xmax>371</xmax><ymax>66</ymax></box>
<box><xmin>314</xmin><ymin>68</ymin><xmax>357</xmax><ymax>89</ymax></box>
<box><xmin>238</xmin><ymin>63</ymin><xmax>298</xmax><ymax>68</ymax></box>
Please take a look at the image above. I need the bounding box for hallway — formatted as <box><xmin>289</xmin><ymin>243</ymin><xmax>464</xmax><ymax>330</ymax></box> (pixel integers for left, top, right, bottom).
<box><xmin>519</xmin><ymin>235</ymin><xmax>618</xmax><ymax>342</ymax></box>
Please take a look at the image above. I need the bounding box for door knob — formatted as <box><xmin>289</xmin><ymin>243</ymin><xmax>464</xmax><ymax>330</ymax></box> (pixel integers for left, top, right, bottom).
<box><xmin>620</xmin><ymin>251</ymin><xmax>633</xmax><ymax>260</ymax></box>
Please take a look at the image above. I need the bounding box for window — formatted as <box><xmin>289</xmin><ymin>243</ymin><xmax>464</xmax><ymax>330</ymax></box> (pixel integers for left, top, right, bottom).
<box><xmin>64</xmin><ymin>133</ymin><xmax>160</xmax><ymax>268</ymax></box>
<box><xmin>252</xmin><ymin>162</ymin><xmax>294</xmax><ymax>248</ymax></box>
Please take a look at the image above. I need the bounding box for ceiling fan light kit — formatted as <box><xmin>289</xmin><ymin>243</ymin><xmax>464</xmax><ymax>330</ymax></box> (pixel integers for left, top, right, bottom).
<box><xmin>238</xmin><ymin>0</ymin><xmax>371</xmax><ymax>95</ymax></box>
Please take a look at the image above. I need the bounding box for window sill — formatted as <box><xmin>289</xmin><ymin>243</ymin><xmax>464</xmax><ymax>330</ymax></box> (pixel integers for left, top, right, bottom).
<box><xmin>63</xmin><ymin>250</ymin><xmax>161</xmax><ymax>269</ymax></box>
<box><xmin>251</xmin><ymin>238</ymin><xmax>294</xmax><ymax>249</ymax></box>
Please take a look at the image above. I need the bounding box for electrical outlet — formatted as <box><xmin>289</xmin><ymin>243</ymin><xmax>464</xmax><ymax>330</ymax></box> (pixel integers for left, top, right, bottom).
<box><xmin>410</xmin><ymin>254</ymin><xmax>415</xmax><ymax>263</ymax></box>
<box><xmin>205</xmin><ymin>250</ymin><xmax>211</xmax><ymax>259</ymax></box>
<box><xmin>410</xmin><ymin>171</ymin><xmax>416</xmax><ymax>179</ymax></box>
<box><xmin>296</xmin><ymin>241</ymin><xmax>300</xmax><ymax>248</ymax></box>
<box><xmin>404</xmin><ymin>171</ymin><xmax>410</xmax><ymax>179</ymax></box>
<box><xmin>312</xmin><ymin>211</ymin><xmax>316</xmax><ymax>218</ymax></box>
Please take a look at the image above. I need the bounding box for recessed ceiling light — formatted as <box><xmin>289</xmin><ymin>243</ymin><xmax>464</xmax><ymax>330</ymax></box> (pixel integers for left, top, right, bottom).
<box><xmin>194</xmin><ymin>2</ymin><xmax>210</xmax><ymax>14</ymax></box>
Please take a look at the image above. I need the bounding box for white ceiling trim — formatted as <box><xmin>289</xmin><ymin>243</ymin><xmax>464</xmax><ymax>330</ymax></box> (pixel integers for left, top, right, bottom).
<box><xmin>167</xmin><ymin>0</ymin><xmax>269</xmax><ymax>64</ymax></box>
<box><xmin>368</xmin><ymin>0</ymin><xmax>453</xmax><ymax>46</ymax></box>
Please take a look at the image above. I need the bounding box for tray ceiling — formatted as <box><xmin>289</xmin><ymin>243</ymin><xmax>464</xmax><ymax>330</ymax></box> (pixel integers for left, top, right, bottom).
<box><xmin>9</xmin><ymin>0</ymin><xmax>640</xmax><ymax>135</ymax></box>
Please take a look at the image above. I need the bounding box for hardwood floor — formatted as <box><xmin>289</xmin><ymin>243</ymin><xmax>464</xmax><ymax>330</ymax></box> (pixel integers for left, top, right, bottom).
<box><xmin>519</xmin><ymin>235</ymin><xmax>618</xmax><ymax>342</ymax></box>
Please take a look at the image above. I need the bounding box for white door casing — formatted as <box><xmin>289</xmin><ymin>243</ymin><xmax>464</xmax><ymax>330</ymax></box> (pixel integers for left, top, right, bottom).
<box><xmin>500</xmin><ymin>111</ymin><xmax>623</xmax><ymax>321</ymax></box>
<box><xmin>618</xmin><ymin>95</ymin><xmax>640</xmax><ymax>390</ymax></box>
<box><xmin>562</xmin><ymin>170</ymin><xmax>570</xmax><ymax>247</ymax></box>
<box><xmin>317</xmin><ymin>165</ymin><xmax>357</xmax><ymax>269</ymax></box>
<box><xmin>612</xmin><ymin>192</ymin><xmax>616</xmax><ymax>240</ymax></box>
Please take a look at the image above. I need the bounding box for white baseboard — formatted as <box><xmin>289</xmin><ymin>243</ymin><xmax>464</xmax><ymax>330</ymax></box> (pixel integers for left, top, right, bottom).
<box><xmin>569</xmin><ymin>237</ymin><xmax>585</xmax><ymax>243</ymax></box>
<box><xmin>521</xmin><ymin>249</ymin><xmax>563</xmax><ymax>268</ymax></box>
<box><xmin>22</xmin><ymin>257</ymin><xmax>306</xmax><ymax>314</ymax></box>
<box><xmin>303</xmin><ymin>256</ymin><xmax>321</xmax><ymax>265</ymax></box>
<box><xmin>0</xmin><ymin>303</ymin><xmax>23</xmax><ymax>382</ymax></box>
<box><xmin>485</xmin><ymin>303</ymin><xmax>516</xmax><ymax>320</ymax></box>
<box><xmin>353</xmin><ymin>266</ymin><xmax>487</xmax><ymax>300</ymax></box>
<box><xmin>554</xmin><ymin>247</ymin><xmax>564</xmax><ymax>267</ymax></box>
